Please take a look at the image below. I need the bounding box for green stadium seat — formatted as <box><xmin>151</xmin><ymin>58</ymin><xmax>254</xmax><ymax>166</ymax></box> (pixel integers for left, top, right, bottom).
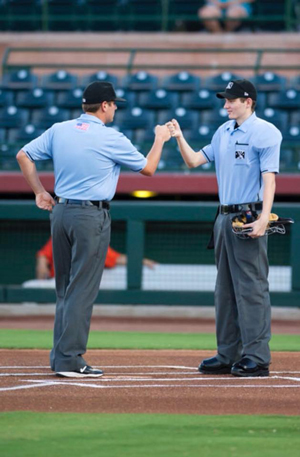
<box><xmin>256</xmin><ymin>107</ymin><xmax>288</xmax><ymax>132</ymax></box>
<box><xmin>7</xmin><ymin>124</ymin><xmax>45</xmax><ymax>143</ymax></box>
<box><xmin>182</xmin><ymin>89</ymin><xmax>217</xmax><ymax>110</ymax></box>
<box><xmin>204</xmin><ymin>72</ymin><xmax>243</xmax><ymax>91</ymax></box>
<box><xmin>122</xmin><ymin>71</ymin><xmax>158</xmax><ymax>92</ymax></box>
<box><xmin>1</xmin><ymin>69</ymin><xmax>38</xmax><ymax>90</ymax></box>
<box><xmin>0</xmin><ymin>89</ymin><xmax>15</xmax><ymax>107</ymax></box>
<box><xmin>251</xmin><ymin>72</ymin><xmax>287</xmax><ymax>93</ymax></box>
<box><xmin>15</xmin><ymin>88</ymin><xmax>55</xmax><ymax>109</ymax></box>
<box><xmin>31</xmin><ymin>106</ymin><xmax>70</xmax><ymax>129</ymax></box>
<box><xmin>162</xmin><ymin>72</ymin><xmax>201</xmax><ymax>92</ymax></box>
<box><xmin>114</xmin><ymin>107</ymin><xmax>155</xmax><ymax>130</ymax></box>
<box><xmin>139</xmin><ymin>89</ymin><xmax>179</xmax><ymax>110</ymax></box>
<box><xmin>0</xmin><ymin>105</ymin><xmax>29</xmax><ymax>128</ymax></box>
<box><xmin>56</xmin><ymin>88</ymin><xmax>83</xmax><ymax>109</ymax></box>
<box><xmin>82</xmin><ymin>71</ymin><xmax>119</xmax><ymax>87</ymax></box>
<box><xmin>268</xmin><ymin>89</ymin><xmax>300</xmax><ymax>110</ymax></box>
<box><xmin>41</xmin><ymin>71</ymin><xmax>78</xmax><ymax>91</ymax></box>
<box><xmin>158</xmin><ymin>107</ymin><xmax>200</xmax><ymax>130</ymax></box>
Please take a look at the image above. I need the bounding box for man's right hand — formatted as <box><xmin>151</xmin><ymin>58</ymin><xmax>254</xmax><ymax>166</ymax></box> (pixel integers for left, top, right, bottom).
<box><xmin>166</xmin><ymin>119</ymin><xmax>183</xmax><ymax>139</ymax></box>
<box><xmin>154</xmin><ymin>124</ymin><xmax>171</xmax><ymax>142</ymax></box>
<box><xmin>36</xmin><ymin>191</ymin><xmax>56</xmax><ymax>211</ymax></box>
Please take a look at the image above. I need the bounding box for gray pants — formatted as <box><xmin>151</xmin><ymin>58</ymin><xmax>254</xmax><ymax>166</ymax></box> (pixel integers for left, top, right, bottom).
<box><xmin>49</xmin><ymin>202</ymin><xmax>111</xmax><ymax>372</ymax></box>
<box><xmin>214</xmin><ymin>213</ymin><xmax>271</xmax><ymax>366</ymax></box>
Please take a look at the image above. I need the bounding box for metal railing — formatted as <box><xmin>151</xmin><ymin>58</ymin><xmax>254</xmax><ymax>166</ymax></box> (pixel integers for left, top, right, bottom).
<box><xmin>2</xmin><ymin>46</ymin><xmax>300</xmax><ymax>76</ymax></box>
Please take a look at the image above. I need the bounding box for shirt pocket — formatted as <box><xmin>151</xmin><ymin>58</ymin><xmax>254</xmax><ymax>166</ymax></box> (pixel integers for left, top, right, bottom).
<box><xmin>234</xmin><ymin>143</ymin><xmax>249</xmax><ymax>166</ymax></box>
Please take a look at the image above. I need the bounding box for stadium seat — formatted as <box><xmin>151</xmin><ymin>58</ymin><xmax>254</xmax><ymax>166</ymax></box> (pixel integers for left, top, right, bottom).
<box><xmin>114</xmin><ymin>88</ymin><xmax>136</xmax><ymax>110</ymax></box>
<box><xmin>56</xmin><ymin>88</ymin><xmax>83</xmax><ymax>109</ymax></box>
<box><xmin>201</xmin><ymin>107</ymin><xmax>229</xmax><ymax>129</ymax></box>
<box><xmin>256</xmin><ymin>107</ymin><xmax>288</xmax><ymax>132</ymax></box>
<box><xmin>251</xmin><ymin>72</ymin><xmax>287</xmax><ymax>92</ymax></box>
<box><xmin>81</xmin><ymin>71</ymin><xmax>119</xmax><ymax>87</ymax></box>
<box><xmin>157</xmin><ymin>144</ymin><xmax>187</xmax><ymax>171</ymax></box>
<box><xmin>182</xmin><ymin>89</ymin><xmax>217</xmax><ymax>110</ymax></box>
<box><xmin>204</xmin><ymin>72</ymin><xmax>243</xmax><ymax>91</ymax></box>
<box><xmin>114</xmin><ymin>107</ymin><xmax>155</xmax><ymax>130</ymax></box>
<box><xmin>0</xmin><ymin>89</ymin><xmax>15</xmax><ymax>107</ymax></box>
<box><xmin>31</xmin><ymin>106</ymin><xmax>70</xmax><ymax>129</ymax></box>
<box><xmin>0</xmin><ymin>127</ymin><xmax>6</xmax><ymax>142</ymax></box>
<box><xmin>158</xmin><ymin>107</ymin><xmax>200</xmax><ymax>130</ymax></box>
<box><xmin>7</xmin><ymin>124</ymin><xmax>45</xmax><ymax>143</ymax></box>
<box><xmin>290</xmin><ymin>75</ymin><xmax>300</xmax><ymax>92</ymax></box>
<box><xmin>122</xmin><ymin>71</ymin><xmax>158</xmax><ymax>92</ymax></box>
<box><xmin>162</xmin><ymin>72</ymin><xmax>200</xmax><ymax>92</ymax></box>
<box><xmin>0</xmin><ymin>106</ymin><xmax>29</xmax><ymax>128</ymax></box>
<box><xmin>282</xmin><ymin>126</ymin><xmax>300</xmax><ymax>143</ymax></box>
<box><xmin>139</xmin><ymin>89</ymin><xmax>179</xmax><ymax>110</ymax></box>
<box><xmin>184</xmin><ymin>125</ymin><xmax>215</xmax><ymax>145</ymax></box>
<box><xmin>268</xmin><ymin>89</ymin><xmax>300</xmax><ymax>110</ymax></box>
<box><xmin>15</xmin><ymin>88</ymin><xmax>55</xmax><ymax>109</ymax></box>
<box><xmin>41</xmin><ymin>71</ymin><xmax>78</xmax><ymax>91</ymax></box>
<box><xmin>1</xmin><ymin>69</ymin><xmax>38</xmax><ymax>90</ymax></box>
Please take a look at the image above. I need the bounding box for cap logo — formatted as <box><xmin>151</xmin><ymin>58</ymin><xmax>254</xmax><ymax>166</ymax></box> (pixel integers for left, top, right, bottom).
<box><xmin>244</xmin><ymin>92</ymin><xmax>249</xmax><ymax>96</ymax></box>
<box><xmin>226</xmin><ymin>82</ymin><xmax>234</xmax><ymax>89</ymax></box>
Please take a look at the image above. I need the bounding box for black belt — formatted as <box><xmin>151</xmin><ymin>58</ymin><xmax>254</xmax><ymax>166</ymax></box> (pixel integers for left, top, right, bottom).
<box><xmin>56</xmin><ymin>197</ymin><xmax>110</xmax><ymax>210</ymax></box>
<box><xmin>219</xmin><ymin>202</ymin><xmax>262</xmax><ymax>215</ymax></box>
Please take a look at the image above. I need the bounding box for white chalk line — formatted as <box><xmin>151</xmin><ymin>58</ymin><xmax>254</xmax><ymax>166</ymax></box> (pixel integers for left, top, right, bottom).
<box><xmin>1</xmin><ymin>365</ymin><xmax>300</xmax><ymax>392</ymax></box>
<box><xmin>5</xmin><ymin>381</ymin><xmax>300</xmax><ymax>391</ymax></box>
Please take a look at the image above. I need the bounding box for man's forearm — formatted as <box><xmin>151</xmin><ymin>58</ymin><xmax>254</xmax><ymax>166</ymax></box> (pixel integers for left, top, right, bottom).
<box><xmin>142</xmin><ymin>137</ymin><xmax>165</xmax><ymax>176</ymax></box>
<box><xmin>261</xmin><ymin>173</ymin><xmax>276</xmax><ymax>219</ymax></box>
<box><xmin>16</xmin><ymin>150</ymin><xmax>45</xmax><ymax>195</ymax></box>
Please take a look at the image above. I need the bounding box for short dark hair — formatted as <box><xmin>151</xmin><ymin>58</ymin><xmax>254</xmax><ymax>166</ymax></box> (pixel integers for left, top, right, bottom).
<box><xmin>82</xmin><ymin>103</ymin><xmax>102</xmax><ymax>113</ymax></box>
<box><xmin>240</xmin><ymin>98</ymin><xmax>256</xmax><ymax>113</ymax></box>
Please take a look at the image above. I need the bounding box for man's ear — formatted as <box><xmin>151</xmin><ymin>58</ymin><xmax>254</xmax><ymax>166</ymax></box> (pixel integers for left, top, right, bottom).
<box><xmin>101</xmin><ymin>101</ymin><xmax>108</xmax><ymax>112</ymax></box>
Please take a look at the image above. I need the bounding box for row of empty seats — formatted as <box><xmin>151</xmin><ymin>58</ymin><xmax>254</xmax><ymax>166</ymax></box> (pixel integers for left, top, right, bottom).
<box><xmin>1</xmin><ymin>69</ymin><xmax>299</xmax><ymax>171</ymax></box>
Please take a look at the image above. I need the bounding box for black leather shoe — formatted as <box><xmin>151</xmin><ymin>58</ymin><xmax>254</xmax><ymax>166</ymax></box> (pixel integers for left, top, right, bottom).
<box><xmin>199</xmin><ymin>356</ymin><xmax>232</xmax><ymax>374</ymax></box>
<box><xmin>56</xmin><ymin>365</ymin><xmax>104</xmax><ymax>378</ymax></box>
<box><xmin>231</xmin><ymin>357</ymin><xmax>269</xmax><ymax>377</ymax></box>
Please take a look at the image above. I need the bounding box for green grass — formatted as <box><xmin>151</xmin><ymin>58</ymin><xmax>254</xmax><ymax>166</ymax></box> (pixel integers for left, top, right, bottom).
<box><xmin>0</xmin><ymin>412</ymin><xmax>300</xmax><ymax>457</ymax></box>
<box><xmin>0</xmin><ymin>329</ymin><xmax>299</xmax><ymax>351</ymax></box>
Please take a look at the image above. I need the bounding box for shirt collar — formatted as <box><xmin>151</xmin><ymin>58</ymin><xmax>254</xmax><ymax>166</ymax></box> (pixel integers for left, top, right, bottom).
<box><xmin>79</xmin><ymin>113</ymin><xmax>105</xmax><ymax>126</ymax></box>
<box><xmin>226</xmin><ymin>112</ymin><xmax>257</xmax><ymax>133</ymax></box>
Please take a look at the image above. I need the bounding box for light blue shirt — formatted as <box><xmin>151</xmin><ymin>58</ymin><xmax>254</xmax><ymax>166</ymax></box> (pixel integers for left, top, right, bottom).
<box><xmin>23</xmin><ymin>113</ymin><xmax>147</xmax><ymax>201</ymax></box>
<box><xmin>201</xmin><ymin>113</ymin><xmax>282</xmax><ymax>205</ymax></box>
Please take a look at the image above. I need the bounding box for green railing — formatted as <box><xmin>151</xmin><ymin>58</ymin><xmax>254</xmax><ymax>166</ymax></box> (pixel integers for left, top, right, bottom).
<box><xmin>0</xmin><ymin>200</ymin><xmax>299</xmax><ymax>307</ymax></box>
<box><xmin>3</xmin><ymin>46</ymin><xmax>300</xmax><ymax>76</ymax></box>
<box><xmin>0</xmin><ymin>0</ymin><xmax>297</xmax><ymax>32</ymax></box>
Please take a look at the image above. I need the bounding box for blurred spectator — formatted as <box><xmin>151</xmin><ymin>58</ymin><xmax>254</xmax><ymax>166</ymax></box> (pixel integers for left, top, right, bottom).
<box><xmin>36</xmin><ymin>237</ymin><xmax>156</xmax><ymax>279</ymax></box>
<box><xmin>198</xmin><ymin>0</ymin><xmax>255</xmax><ymax>33</ymax></box>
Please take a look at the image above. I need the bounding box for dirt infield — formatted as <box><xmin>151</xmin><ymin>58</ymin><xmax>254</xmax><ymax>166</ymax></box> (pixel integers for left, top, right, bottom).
<box><xmin>1</xmin><ymin>349</ymin><xmax>300</xmax><ymax>415</ymax></box>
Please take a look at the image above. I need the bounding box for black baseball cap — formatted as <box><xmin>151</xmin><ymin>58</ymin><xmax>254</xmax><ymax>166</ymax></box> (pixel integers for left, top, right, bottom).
<box><xmin>82</xmin><ymin>81</ymin><xmax>126</xmax><ymax>104</ymax></box>
<box><xmin>216</xmin><ymin>79</ymin><xmax>257</xmax><ymax>101</ymax></box>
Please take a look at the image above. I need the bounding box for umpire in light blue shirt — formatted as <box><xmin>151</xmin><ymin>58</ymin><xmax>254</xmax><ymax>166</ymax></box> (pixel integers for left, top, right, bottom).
<box><xmin>167</xmin><ymin>79</ymin><xmax>282</xmax><ymax>378</ymax></box>
<box><xmin>17</xmin><ymin>81</ymin><xmax>171</xmax><ymax>378</ymax></box>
